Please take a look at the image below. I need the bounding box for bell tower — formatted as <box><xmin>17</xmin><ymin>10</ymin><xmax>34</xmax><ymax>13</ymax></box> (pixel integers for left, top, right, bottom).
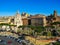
<box><xmin>53</xmin><ymin>10</ymin><xmax>57</xmax><ymax>18</ymax></box>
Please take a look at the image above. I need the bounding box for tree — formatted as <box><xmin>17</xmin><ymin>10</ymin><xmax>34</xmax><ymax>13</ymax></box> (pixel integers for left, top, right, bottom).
<box><xmin>51</xmin><ymin>30</ymin><xmax>58</xmax><ymax>36</ymax></box>
<box><xmin>26</xmin><ymin>25</ymin><xmax>36</xmax><ymax>36</ymax></box>
<box><xmin>46</xmin><ymin>42</ymin><xmax>60</xmax><ymax>45</ymax></box>
<box><xmin>0</xmin><ymin>23</ymin><xmax>10</xmax><ymax>26</ymax></box>
<box><xmin>0</xmin><ymin>24</ymin><xmax>3</xmax><ymax>28</ymax></box>
<box><xmin>18</xmin><ymin>25</ymin><xmax>26</xmax><ymax>30</ymax></box>
<box><xmin>47</xmin><ymin>31</ymin><xmax>52</xmax><ymax>38</ymax></box>
<box><xmin>51</xmin><ymin>22</ymin><xmax>60</xmax><ymax>29</ymax></box>
<box><xmin>27</xmin><ymin>25</ymin><xmax>36</xmax><ymax>30</ymax></box>
<box><xmin>35</xmin><ymin>26</ymin><xmax>45</xmax><ymax>33</ymax></box>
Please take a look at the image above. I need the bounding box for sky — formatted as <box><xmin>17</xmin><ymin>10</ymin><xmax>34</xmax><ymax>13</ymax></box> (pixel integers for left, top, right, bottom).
<box><xmin>0</xmin><ymin>0</ymin><xmax>60</xmax><ymax>16</ymax></box>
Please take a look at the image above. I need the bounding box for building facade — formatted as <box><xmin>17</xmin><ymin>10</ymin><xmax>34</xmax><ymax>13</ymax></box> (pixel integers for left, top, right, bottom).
<box><xmin>46</xmin><ymin>10</ymin><xmax>60</xmax><ymax>26</ymax></box>
<box><xmin>30</xmin><ymin>15</ymin><xmax>46</xmax><ymax>26</ymax></box>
